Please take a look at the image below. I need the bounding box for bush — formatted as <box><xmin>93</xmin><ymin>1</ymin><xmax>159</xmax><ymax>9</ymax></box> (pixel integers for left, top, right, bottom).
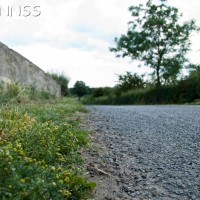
<box><xmin>83</xmin><ymin>86</ymin><xmax>180</xmax><ymax>105</ymax></box>
<box><xmin>92</xmin><ymin>88</ymin><xmax>104</xmax><ymax>97</ymax></box>
<box><xmin>49</xmin><ymin>73</ymin><xmax>70</xmax><ymax>96</ymax></box>
<box><xmin>0</xmin><ymin>98</ymin><xmax>95</xmax><ymax>199</ymax></box>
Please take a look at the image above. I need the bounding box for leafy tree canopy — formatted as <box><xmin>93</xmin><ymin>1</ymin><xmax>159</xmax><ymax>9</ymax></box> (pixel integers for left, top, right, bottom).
<box><xmin>117</xmin><ymin>72</ymin><xmax>145</xmax><ymax>92</ymax></box>
<box><xmin>72</xmin><ymin>81</ymin><xmax>89</xmax><ymax>99</ymax></box>
<box><xmin>110</xmin><ymin>0</ymin><xmax>199</xmax><ymax>86</ymax></box>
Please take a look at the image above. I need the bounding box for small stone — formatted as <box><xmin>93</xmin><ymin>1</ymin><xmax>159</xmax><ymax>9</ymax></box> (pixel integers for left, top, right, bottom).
<box><xmin>116</xmin><ymin>193</ymin><xmax>123</xmax><ymax>198</ymax></box>
<box><xmin>141</xmin><ymin>174</ymin><xmax>147</xmax><ymax>179</ymax></box>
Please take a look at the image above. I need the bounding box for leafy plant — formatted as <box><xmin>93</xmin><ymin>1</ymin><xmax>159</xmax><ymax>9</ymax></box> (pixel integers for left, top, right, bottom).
<box><xmin>49</xmin><ymin>72</ymin><xmax>70</xmax><ymax>96</ymax></box>
<box><xmin>0</xmin><ymin>98</ymin><xmax>95</xmax><ymax>199</ymax></box>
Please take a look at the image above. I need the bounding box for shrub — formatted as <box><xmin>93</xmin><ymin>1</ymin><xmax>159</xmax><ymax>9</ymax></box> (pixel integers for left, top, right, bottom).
<box><xmin>49</xmin><ymin>73</ymin><xmax>70</xmax><ymax>96</ymax></box>
<box><xmin>0</xmin><ymin>98</ymin><xmax>95</xmax><ymax>199</ymax></box>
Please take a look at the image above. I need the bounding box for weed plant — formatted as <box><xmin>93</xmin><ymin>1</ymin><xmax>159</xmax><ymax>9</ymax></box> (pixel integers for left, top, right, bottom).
<box><xmin>0</xmin><ymin>85</ymin><xmax>95</xmax><ymax>199</ymax></box>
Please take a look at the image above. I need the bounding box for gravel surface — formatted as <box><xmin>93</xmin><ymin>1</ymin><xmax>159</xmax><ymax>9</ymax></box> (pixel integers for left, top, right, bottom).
<box><xmin>84</xmin><ymin>105</ymin><xmax>200</xmax><ymax>200</ymax></box>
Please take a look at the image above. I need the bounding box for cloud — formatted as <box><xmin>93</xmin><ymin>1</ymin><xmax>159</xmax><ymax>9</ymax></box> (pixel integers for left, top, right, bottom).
<box><xmin>12</xmin><ymin>41</ymin><xmax>149</xmax><ymax>88</ymax></box>
<box><xmin>1</xmin><ymin>0</ymin><xmax>200</xmax><ymax>87</ymax></box>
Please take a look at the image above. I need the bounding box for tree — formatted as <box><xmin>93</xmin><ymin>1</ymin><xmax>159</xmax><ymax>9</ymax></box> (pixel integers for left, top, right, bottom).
<box><xmin>117</xmin><ymin>72</ymin><xmax>145</xmax><ymax>92</ymax></box>
<box><xmin>72</xmin><ymin>81</ymin><xmax>89</xmax><ymax>99</ymax></box>
<box><xmin>49</xmin><ymin>73</ymin><xmax>70</xmax><ymax>96</ymax></box>
<box><xmin>110</xmin><ymin>0</ymin><xmax>199</xmax><ymax>86</ymax></box>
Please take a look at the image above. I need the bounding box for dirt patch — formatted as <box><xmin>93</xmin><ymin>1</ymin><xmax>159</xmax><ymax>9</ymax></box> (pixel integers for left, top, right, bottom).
<box><xmin>79</xmin><ymin>113</ymin><xmax>131</xmax><ymax>200</ymax></box>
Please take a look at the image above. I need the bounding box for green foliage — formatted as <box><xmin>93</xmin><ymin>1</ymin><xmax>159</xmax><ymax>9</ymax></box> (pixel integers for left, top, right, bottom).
<box><xmin>83</xmin><ymin>64</ymin><xmax>200</xmax><ymax>105</ymax></box>
<box><xmin>83</xmin><ymin>86</ymin><xmax>178</xmax><ymax>105</ymax></box>
<box><xmin>0</xmin><ymin>98</ymin><xmax>95</xmax><ymax>199</ymax></box>
<box><xmin>92</xmin><ymin>88</ymin><xmax>104</xmax><ymax>97</ymax></box>
<box><xmin>90</xmin><ymin>87</ymin><xmax>114</xmax><ymax>98</ymax></box>
<box><xmin>0</xmin><ymin>82</ymin><xmax>22</xmax><ymax>103</ymax></box>
<box><xmin>177</xmin><ymin>66</ymin><xmax>200</xmax><ymax>103</ymax></box>
<box><xmin>0</xmin><ymin>82</ymin><xmax>56</xmax><ymax>105</ymax></box>
<box><xmin>49</xmin><ymin>73</ymin><xmax>70</xmax><ymax>96</ymax></box>
<box><xmin>83</xmin><ymin>69</ymin><xmax>200</xmax><ymax>105</ymax></box>
<box><xmin>117</xmin><ymin>72</ymin><xmax>145</xmax><ymax>93</ymax></box>
<box><xmin>110</xmin><ymin>0</ymin><xmax>199</xmax><ymax>86</ymax></box>
<box><xmin>71</xmin><ymin>81</ymin><xmax>89</xmax><ymax>99</ymax></box>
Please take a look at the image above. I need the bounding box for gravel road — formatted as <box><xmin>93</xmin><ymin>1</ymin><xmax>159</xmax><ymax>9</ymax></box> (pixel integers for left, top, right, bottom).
<box><xmin>85</xmin><ymin>105</ymin><xmax>200</xmax><ymax>200</ymax></box>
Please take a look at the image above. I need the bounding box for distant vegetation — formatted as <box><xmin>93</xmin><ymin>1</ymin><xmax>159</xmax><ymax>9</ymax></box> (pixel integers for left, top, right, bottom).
<box><xmin>82</xmin><ymin>67</ymin><xmax>200</xmax><ymax>105</ymax></box>
<box><xmin>110</xmin><ymin>0</ymin><xmax>199</xmax><ymax>87</ymax></box>
<box><xmin>70</xmin><ymin>81</ymin><xmax>90</xmax><ymax>100</ymax></box>
<box><xmin>81</xmin><ymin>0</ymin><xmax>200</xmax><ymax>105</ymax></box>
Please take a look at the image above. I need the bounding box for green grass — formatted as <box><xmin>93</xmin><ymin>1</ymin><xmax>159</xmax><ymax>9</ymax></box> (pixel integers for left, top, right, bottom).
<box><xmin>0</xmin><ymin>98</ymin><xmax>95</xmax><ymax>199</ymax></box>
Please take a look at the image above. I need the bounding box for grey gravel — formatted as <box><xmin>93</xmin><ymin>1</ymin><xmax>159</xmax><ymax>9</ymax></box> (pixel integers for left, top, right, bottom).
<box><xmin>86</xmin><ymin>105</ymin><xmax>200</xmax><ymax>200</ymax></box>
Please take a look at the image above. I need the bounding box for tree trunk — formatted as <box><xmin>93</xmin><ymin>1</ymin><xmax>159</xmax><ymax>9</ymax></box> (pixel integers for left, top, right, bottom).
<box><xmin>156</xmin><ymin>66</ymin><xmax>161</xmax><ymax>87</ymax></box>
<box><xmin>156</xmin><ymin>53</ymin><xmax>163</xmax><ymax>87</ymax></box>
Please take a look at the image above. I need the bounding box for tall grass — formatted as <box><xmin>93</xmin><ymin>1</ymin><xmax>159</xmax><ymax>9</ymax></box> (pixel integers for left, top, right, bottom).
<box><xmin>0</xmin><ymin>82</ymin><xmax>57</xmax><ymax>106</ymax></box>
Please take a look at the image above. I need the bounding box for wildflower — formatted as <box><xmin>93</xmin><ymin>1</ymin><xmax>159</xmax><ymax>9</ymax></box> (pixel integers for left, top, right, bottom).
<box><xmin>57</xmin><ymin>167</ymin><xmax>62</xmax><ymax>172</ymax></box>
<box><xmin>63</xmin><ymin>189</ymin><xmax>71</xmax><ymax>197</ymax></box>
<box><xmin>63</xmin><ymin>171</ymin><xmax>70</xmax><ymax>176</ymax></box>
<box><xmin>18</xmin><ymin>150</ymin><xmax>25</xmax><ymax>156</ymax></box>
<box><xmin>51</xmin><ymin>166</ymin><xmax>56</xmax><ymax>171</ymax></box>
<box><xmin>56</xmin><ymin>174</ymin><xmax>60</xmax><ymax>179</ymax></box>
<box><xmin>16</xmin><ymin>143</ymin><xmax>22</xmax><ymax>148</ymax></box>
<box><xmin>21</xmin><ymin>179</ymin><xmax>26</xmax><ymax>183</ymax></box>
<box><xmin>41</xmin><ymin>160</ymin><xmax>45</xmax><ymax>165</ymax></box>
<box><xmin>58</xmin><ymin>189</ymin><xmax>71</xmax><ymax>197</ymax></box>
<box><xmin>13</xmin><ymin>148</ymin><xmax>17</xmax><ymax>151</ymax></box>
<box><xmin>64</xmin><ymin>177</ymin><xmax>70</xmax><ymax>183</ymax></box>
<box><xmin>59</xmin><ymin>180</ymin><xmax>63</xmax><ymax>184</ymax></box>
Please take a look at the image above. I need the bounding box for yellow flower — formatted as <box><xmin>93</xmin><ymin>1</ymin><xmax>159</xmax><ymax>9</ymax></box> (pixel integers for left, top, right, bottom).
<box><xmin>7</xmin><ymin>143</ymin><xmax>13</xmax><ymax>148</ymax></box>
<box><xmin>64</xmin><ymin>177</ymin><xmax>70</xmax><ymax>183</ymax></box>
<box><xmin>51</xmin><ymin>166</ymin><xmax>56</xmax><ymax>171</ymax></box>
<box><xmin>58</xmin><ymin>180</ymin><xmax>63</xmax><ymax>184</ymax></box>
<box><xmin>21</xmin><ymin>179</ymin><xmax>26</xmax><ymax>183</ymax></box>
<box><xmin>41</xmin><ymin>160</ymin><xmax>45</xmax><ymax>165</ymax></box>
<box><xmin>63</xmin><ymin>190</ymin><xmax>71</xmax><ymax>197</ymax></box>
<box><xmin>16</xmin><ymin>143</ymin><xmax>22</xmax><ymax>148</ymax></box>
<box><xmin>56</xmin><ymin>174</ymin><xmax>60</xmax><ymax>179</ymax></box>
<box><xmin>58</xmin><ymin>190</ymin><xmax>71</xmax><ymax>197</ymax></box>
<box><xmin>18</xmin><ymin>150</ymin><xmax>25</xmax><ymax>156</ymax></box>
<box><xmin>63</xmin><ymin>171</ymin><xmax>70</xmax><ymax>176</ymax></box>
<box><xmin>13</xmin><ymin>148</ymin><xmax>17</xmax><ymax>151</ymax></box>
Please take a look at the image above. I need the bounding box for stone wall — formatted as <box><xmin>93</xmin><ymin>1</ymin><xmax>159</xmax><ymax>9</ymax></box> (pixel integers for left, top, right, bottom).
<box><xmin>0</xmin><ymin>42</ymin><xmax>61</xmax><ymax>96</ymax></box>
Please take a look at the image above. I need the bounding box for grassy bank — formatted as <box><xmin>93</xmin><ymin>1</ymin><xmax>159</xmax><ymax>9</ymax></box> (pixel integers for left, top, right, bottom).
<box><xmin>0</xmin><ymin>91</ymin><xmax>95</xmax><ymax>199</ymax></box>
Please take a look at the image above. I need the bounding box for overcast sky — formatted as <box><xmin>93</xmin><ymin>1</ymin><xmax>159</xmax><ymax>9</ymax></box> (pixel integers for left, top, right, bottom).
<box><xmin>1</xmin><ymin>0</ymin><xmax>200</xmax><ymax>87</ymax></box>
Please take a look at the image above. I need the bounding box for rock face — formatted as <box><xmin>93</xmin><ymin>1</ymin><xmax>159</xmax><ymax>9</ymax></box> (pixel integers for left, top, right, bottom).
<box><xmin>0</xmin><ymin>42</ymin><xmax>61</xmax><ymax>96</ymax></box>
